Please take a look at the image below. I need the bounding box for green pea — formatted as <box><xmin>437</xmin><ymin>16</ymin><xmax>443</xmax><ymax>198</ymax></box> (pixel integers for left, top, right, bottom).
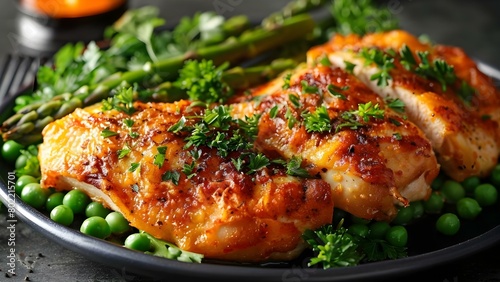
<box><xmin>385</xmin><ymin>225</ymin><xmax>408</xmax><ymax>247</ymax></box>
<box><xmin>474</xmin><ymin>183</ymin><xmax>498</xmax><ymax>207</ymax></box>
<box><xmin>80</xmin><ymin>216</ymin><xmax>111</xmax><ymax>239</ymax></box>
<box><xmin>105</xmin><ymin>211</ymin><xmax>130</xmax><ymax>235</ymax></box>
<box><xmin>368</xmin><ymin>221</ymin><xmax>390</xmax><ymax>239</ymax></box>
<box><xmin>489</xmin><ymin>164</ymin><xmax>500</xmax><ymax>187</ymax></box>
<box><xmin>46</xmin><ymin>192</ymin><xmax>65</xmax><ymax>212</ymax></box>
<box><xmin>1</xmin><ymin>140</ymin><xmax>25</xmax><ymax>163</ymax></box>
<box><xmin>85</xmin><ymin>202</ymin><xmax>112</xmax><ymax>218</ymax></box>
<box><xmin>436</xmin><ymin>213</ymin><xmax>460</xmax><ymax>236</ymax></box>
<box><xmin>411</xmin><ymin>201</ymin><xmax>424</xmax><ymax>219</ymax></box>
<box><xmin>423</xmin><ymin>192</ymin><xmax>444</xmax><ymax>214</ymax></box>
<box><xmin>15</xmin><ymin>154</ymin><xmax>28</xmax><ymax>170</ymax></box>
<box><xmin>456</xmin><ymin>197</ymin><xmax>482</xmax><ymax>220</ymax></box>
<box><xmin>15</xmin><ymin>175</ymin><xmax>38</xmax><ymax>196</ymax></box>
<box><xmin>63</xmin><ymin>189</ymin><xmax>91</xmax><ymax>214</ymax></box>
<box><xmin>20</xmin><ymin>183</ymin><xmax>49</xmax><ymax>209</ymax></box>
<box><xmin>124</xmin><ymin>233</ymin><xmax>151</xmax><ymax>252</ymax></box>
<box><xmin>347</xmin><ymin>223</ymin><xmax>370</xmax><ymax>238</ymax></box>
<box><xmin>391</xmin><ymin>205</ymin><xmax>414</xmax><ymax>225</ymax></box>
<box><xmin>441</xmin><ymin>180</ymin><xmax>465</xmax><ymax>204</ymax></box>
<box><xmin>50</xmin><ymin>205</ymin><xmax>74</xmax><ymax>226</ymax></box>
<box><xmin>461</xmin><ymin>176</ymin><xmax>481</xmax><ymax>193</ymax></box>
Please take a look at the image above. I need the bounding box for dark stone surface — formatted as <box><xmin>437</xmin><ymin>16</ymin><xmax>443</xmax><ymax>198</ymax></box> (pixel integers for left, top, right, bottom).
<box><xmin>1</xmin><ymin>1</ymin><xmax>500</xmax><ymax>281</ymax></box>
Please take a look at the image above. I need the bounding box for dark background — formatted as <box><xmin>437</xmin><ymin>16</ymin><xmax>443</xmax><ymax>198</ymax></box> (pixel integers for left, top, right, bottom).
<box><xmin>1</xmin><ymin>0</ymin><xmax>500</xmax><ymax>281</ymax></box>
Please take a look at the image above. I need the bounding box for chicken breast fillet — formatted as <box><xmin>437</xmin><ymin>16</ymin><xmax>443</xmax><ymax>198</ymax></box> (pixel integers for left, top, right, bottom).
<box><xmin>39</xmin><ymin>100</ymin><xmax>334</xmax><ymax>262</ymax></box>
<box><xmin>229</xmin><ymin>64</ymin><xmax>439</xmax><ymax>221</ymax></box>
<box><xmin>308</xmin><ymin>30</ymin><xmax>500</xmax><ymax>181</ymax></box>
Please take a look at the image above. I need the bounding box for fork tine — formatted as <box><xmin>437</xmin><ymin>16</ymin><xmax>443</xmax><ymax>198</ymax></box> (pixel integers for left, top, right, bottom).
<box><xmin>0</xmin><ymin>54</ymin><xmax>23</xmax><ymax>101</ymax></box>
<box><xmin>0</xmin><ymin>54</ymin><xmax>41</xmax><ymax>102</ymax></box>
<box><xmin>0</xmin><ymin>54</ymin><xmax>14</xmax><ymax>100</ymax></box>
<box><xmin>9</xmin><ymin>56</ymin><xmax>35</xmax><ymax>96</ymax></box>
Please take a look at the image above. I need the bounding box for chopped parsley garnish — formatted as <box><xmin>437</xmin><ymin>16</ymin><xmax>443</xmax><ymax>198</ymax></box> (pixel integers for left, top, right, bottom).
<box><xmin>415</xmin><ymin>51</ymin><xmax>456</xmax><ymax>92</ymax></box>
<box><xmin>162</xmin><ymin>170</ymin><xmax>181</xmax><ymax>185</ymax></box>
<box><xmin>331</xmin><ymin>0</ymin><xmax>399</xmax><ymax>36</ymax></box>
<box><xmin>399</xmin><ymin>44</ymin><xmax>417</xmax><ymax>71</ymax></box>
<box><xmin>117</xmin><ymin>145</ymin><xmax>132</xmax><ymax>159</ymax></box>
<box><xmin>457</xmin><ymin>80</ymin><xmax>475</xmax><ymax>105</ymax></box>
<box><xmin>303</xmin><ymin>221</ymin><xmax>407</xmax><ymax>269</ymax></box>
<box><xmin>327</xmin><ymin>84</ymin><xmax>348</xmax><ymax>100</ymax></box>
<box><xmin>269</xmin><ymin>105</ymin><xmax>279</xmax><ymax>118</ymax></box>
<box><xmin>285</xmin><ymin>107</ymin><xmax>298</xmax><ymax>129</ymax></box>
<box><xmin>360</xmin><ymin>48</ymin><xmax>395</xmax><ymax>87</ymax></box>
<box><xmin>301</xmin><ymin>80</ymin><xmax>319</xmax><ymax>94</ymax></box>
<box><xmin>169</xmin><ymin>105</ymin><xmax>265</xmax><ymax>176</ymax></box>
<box><xmin>154</xmin><ymin>146</ymin><xmax>167</xmax><ymax>168</ymax></box>
<box><xmin>318</xmin><ymin>55</ymin><xmax>332</xmax><ymax>67</ymax></box>
<box><xmin>129</xmin><ymin>163</ymin><xmax>140</xmax><ymax>172</ymax></box>
<box><xmin>247</xmin><ymin>153</ymin><xmax>270</xmax><ymax>174</ymax></box>
<box><xmin>336</xmin><ymin>102</ymin><xmax>384</xmax><ymax>132</ymax></box>
<box><xmin>398</xmin><ymin>45</ymin><xmax>457</xmax><ymax>92</ymax></box>
<box><xmin>124</xmin><ymin>118</ymin><xmax>135</xmax><ymax>128</ymax></box>
<box><xmin>303</xmin><ymin>224</ymin><xmax>363</xmax><ymax>269</ymax></box>
<box><xmin>344</xmin><ymin>60</ymin><xmax>356</xmax><ymax>74</ymax></box>
<box><xmin>355</xmin><ymin>102</ymin><xmax>385</xmax><ymax>121</ymax></box>
<box><xmin>385</xmin><ymin>98</ymin><xmax>405</xmax><ymax>113</ymax></box>
<box><xmin>289</xmin><ymin>93</ymin><xmax>301</xmax><ymax>108</ymax></box>
<box><xmin>101</xmin><ymin>128</ymin><xmax>119</xmax><ymax>138</ymax></box>
<box><xmin>286</xmin><ymin>156</ymin><xmax>311</xmax><ymax>178</ymax></box>
<box><xmin>175</xmin><ymin>59</ymin><xmax>232</xmax><ymax>104</ymax></box>
<box><xmin>303</xmin><ymin>106</ymin><xmax>332</xmax><ymax>133</ymax></box>
<box><xmin>392</xmin><ymin>133</ymin><xmax>402</xmax><ymax>140</ymax></box>
<box><xmin>102</xmin><ymin>87</ymin><xmax>136</xmax><ymax>115</ymax></box>
<box><xmin>282</xmin><ymin>73</ymin><xmax>292</xmax><ymax>90</ymax></box>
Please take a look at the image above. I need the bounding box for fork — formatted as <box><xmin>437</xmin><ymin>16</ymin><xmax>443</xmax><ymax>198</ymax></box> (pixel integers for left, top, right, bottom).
<box><xmin>0</xmin><ymin>53</ymin><xmax>41</xmax><ymax>102</ymax></box>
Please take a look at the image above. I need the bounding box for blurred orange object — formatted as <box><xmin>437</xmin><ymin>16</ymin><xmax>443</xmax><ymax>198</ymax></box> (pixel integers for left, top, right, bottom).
<box><xmin>20</xmin><ymin>0</ymin><xmax>126</xmax><ymax>18</ymax></box>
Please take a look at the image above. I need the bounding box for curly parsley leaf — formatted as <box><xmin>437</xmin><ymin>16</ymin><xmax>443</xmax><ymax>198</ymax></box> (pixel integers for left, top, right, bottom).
<box><xmin>303</xmin><ymin>106</ymin><xmax>332</xmax><ymax>133</ymax></box>
<box><xmin>415</xmin><ymin>51</ymin><xmax>456</xmax><ymax>92</ymax></box>
<box><xmin>15</xmin><ymin>145</ymin><xmax>41</xmax><ymax>178</ymax></box>
<box><xmin>303</xmin><ymin>225</ymin><xmax>364</xmax><ymax>269</ymax></box>
<box><xmin>175</xmin><ymin>59</ymin><xmax>233</xmax><ymax>104</ymax></box>
<box><xmin>286</xmin><ymin>156</ymin><xmax>311</xmax><ymax>178</ymax></box>
<box><xmin>331</xmin><ymin>0</ymin><xmax>399</xmax><ymax>36</ymax></box>
<box><xmin>360</xmin><ymin>48</ymin><xmax>395</xmax><ymax>87</ymax></box>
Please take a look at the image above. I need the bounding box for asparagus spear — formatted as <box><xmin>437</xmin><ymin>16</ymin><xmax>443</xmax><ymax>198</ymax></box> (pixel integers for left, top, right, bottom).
<box><xmin>1</xmin><ymin>14</ymin><xmax>314</xmax><ymax>145</ymax></box>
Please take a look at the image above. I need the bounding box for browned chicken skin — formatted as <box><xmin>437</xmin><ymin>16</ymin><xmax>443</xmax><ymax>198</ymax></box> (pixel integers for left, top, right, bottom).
<box><xmin>308</xmin><ymin>30</ymin><xmax>500</xmax><ymax>181</ymax></box>
<box><xmin>39</xmin><ymin>100</ymin><xmax>334</xmax><ymax>262</ymax></box>
<box><xmin>230</xmin><ymin>64</ymin><xmax>439</xmax><ymax>221</ymax></box>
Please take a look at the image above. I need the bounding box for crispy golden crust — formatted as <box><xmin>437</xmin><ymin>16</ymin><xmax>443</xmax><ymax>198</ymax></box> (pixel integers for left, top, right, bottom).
<box><xmin>39</xmin><ymin>101</ymin><xmax>334</xmax><ymax>262</ymax></box>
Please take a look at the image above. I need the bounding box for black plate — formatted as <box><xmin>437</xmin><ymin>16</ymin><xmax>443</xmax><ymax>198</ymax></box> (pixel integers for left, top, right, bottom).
<box><xmin>1</xmin><ymin>58</ymin><xmax>500</xmax><ymax>282</ymax></box>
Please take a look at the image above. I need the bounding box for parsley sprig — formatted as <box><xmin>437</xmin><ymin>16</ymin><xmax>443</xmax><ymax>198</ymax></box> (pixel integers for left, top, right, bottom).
<box><xmin>302</xmin><ymin>106</ymin><xmax>332</xmax><ymax>133</ymax></box>
<box><xmin>398</xmin><ymin>45</ymin><xmax>457</xmax><ymax>92</ymax></box>
<box><xmin>168</xmin><ymin>105</ymin><xmax>266</xmax><ymax>175</ymax></box>
<box><xmin>336</xmin><ymin>102</ymin><xmax>384</xmax><ymax>132</ymax></box>
<box><xmin>303</xmin><ymin>220</ymin><xmax>407</xmax><ymax>269</ymax></box>
<box><xmin>175</xmin><ymin>59</ymin><xmax>233</xmax><ymax>104</ymax></box>
<box><xmin>360</xmin><ymin>48</ymin><xmax>395</xmax><ymax>87</ymax></box>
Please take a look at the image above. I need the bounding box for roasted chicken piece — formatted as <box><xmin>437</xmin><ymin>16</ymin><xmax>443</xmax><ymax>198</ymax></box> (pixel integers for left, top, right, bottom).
<box><xmin>38</xmin><ymin>100</ymin><xmax>334</xmax><ymax>262</ymax></box>
<box><xmin>229</xmin><ymin>64</ymin><xmax>439</xmax><ymax>221</ymax></box>
<box><xmin>308</xmin><ymin>30</ymin><xmax>500</xmax><ymax>181</ymax></box>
